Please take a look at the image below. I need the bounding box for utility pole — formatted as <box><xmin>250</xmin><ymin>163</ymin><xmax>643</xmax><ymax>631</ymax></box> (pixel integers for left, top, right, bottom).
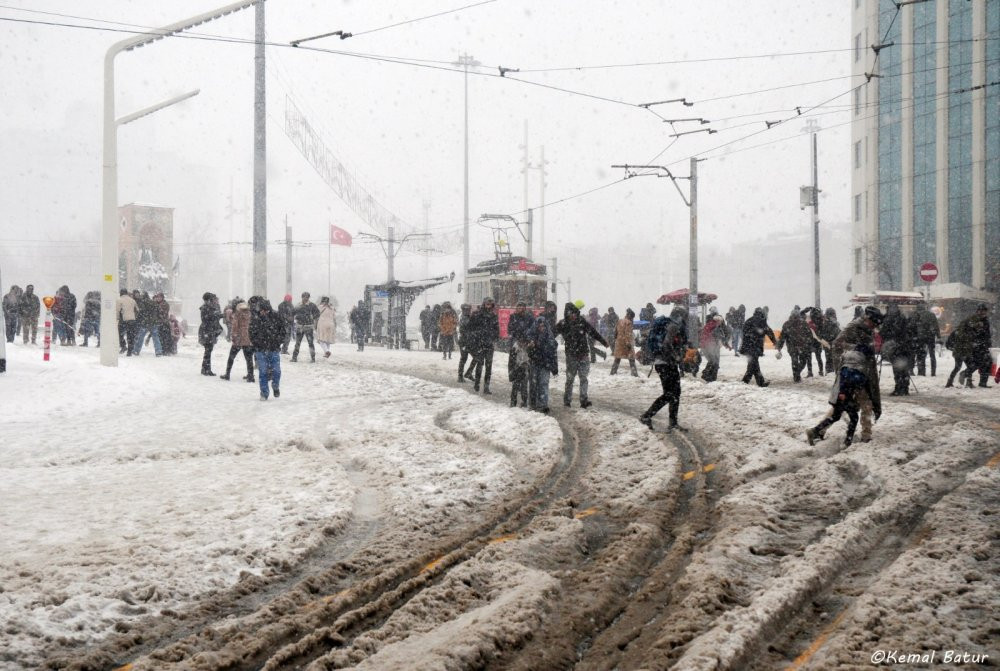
<box><xmin>800</xmin><ymin>119</ymin><xmax>821</xmax><ymax>308</ymax></box>
<box><xmin>357</xmin><ymin>228</ymin><xmax>430</xmax><ymax>285</ymax></box>
<box><xmin>538</xmin><ymin>145</ymin><xmax>546</xmax><ymax>262</ymax></box>
<box><xmin>284</xmin><ymin>216</ymin><xmax>292</xmax><ymax>296</ymax></box>
<box><xmin>689</xmin><ymin>157</ymin><xmax>698</xmax><ymax>312</ymax></box>
<box><xmin>522</xmin><ymin>120</ymin><xmax>530</xmax><ymax>215</ymax></box>
<box><xmin>252</xmin><ymin>0</ymin><xmax>267</xmax><ymax>297</ymax></box>
<box><xmin>550</xmin><ymin>256</ymin><xmax>558</xmax><ymax>306</ymax></box>
<box><xmin>422</xmin><ymin>199</ymin><xmax>431</xmax><ymax>305</ymax></box>
<box><xmin>453</xmin><ymin>53</ymin><xmax>480</xmax><ymax>289</ymax></box>
<box><xmin>526</xmin><ymin>209</ymin><xmax>533</xmax><ymax>261</ymax></box>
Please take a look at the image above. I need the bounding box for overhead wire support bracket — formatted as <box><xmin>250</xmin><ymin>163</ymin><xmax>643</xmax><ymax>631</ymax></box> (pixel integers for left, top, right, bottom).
<box><xmin>498</xmin><ymin>66</ymin><xmax>520</xmax><ymax>77</ymax></box>
<box><xmin>610</xmin><ymin>164</ymin><xmax>691</xmax><ymax>207</ymax></box>
<box><xmin>639</xmin><ymin>97</ymin><xmax>694</xmax><ymax>108</ymax></box>
<box><xmin>668</xmin><ymin>127</ymin><xmax>717</xmax><ymax>138</ymax></box>
<box><xmin>290</xmin><ymin>29</ymin><xmax>352</xmax><ymax>47</ymax></box>
<box><xmin>870</xmin><ymin>41</ymin><xmax>894</xmax><ymax>55</ymax></box>
<box><xmin>661</xmin><ymin>117</ymin><xmax>710</xmax><ymax>124</ymax></box>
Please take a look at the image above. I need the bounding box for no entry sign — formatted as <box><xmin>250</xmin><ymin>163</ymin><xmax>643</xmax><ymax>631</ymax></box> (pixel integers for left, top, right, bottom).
<box><xmin>919</xmin><ymin>262</ymin><xmax>938</xmax><ymax>282</ymax></box>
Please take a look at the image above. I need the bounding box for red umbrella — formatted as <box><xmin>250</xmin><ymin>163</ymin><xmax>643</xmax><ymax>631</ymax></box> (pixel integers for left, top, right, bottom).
<box><xmin>656</xmin><ymin>288</ymin><xmax>718</xmax><ymax>306</ymax></box>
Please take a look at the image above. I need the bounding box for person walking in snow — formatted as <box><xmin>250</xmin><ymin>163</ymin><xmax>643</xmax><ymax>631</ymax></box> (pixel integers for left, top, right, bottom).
<box><xmin>456</xmin><ymin>303</ymin><xmax>473</xmax><ymax>381</ymax></box>
<box><xmin>3</xmin><ymin>285</ymin><xmax>22</xmax><ymax>343</ymax></box>
<box><xmin>639</xmin><ymin>307</ymin><xmax>688</xmax><ymax>431</ymax></box>
<box><xmin>438</xmin><ymin>301</ymin><xmax>458</xmax><ymax>360</ymax></box>
<box><xmin>419</xmin><ymin>305</ymin><xmax>433</xmax><ymax>350</ymax></box>
<box><xmin>349</xmin><ymin>300</ymin><xmax>369</xmax><ymax>352</ymax></box>
<box><xmin>740</xmin><ymin>307</ymin><xmax>777</xmax><ymax>386</ymax></box>
<box><xmin>430</xmin><ymin>303</ymin><xmax>442</xmax><ymax>351</ymax></box>
<box><xmin>291</xmin><ymin>292</ymin><xmax>320</xmax><ymax>362</ymax></box>
<box><xmin>527</xmin><ymin>314</ymin><xmax>558</xmax><ymax>412</ymax></box>
<box><xmin>699</xmin><ymin>307</ymin><xmax>731</xmax><ymax>382</ymax></box>
<box><xmin>829</xmin><ymin>306</ymin><xmax>883</xmax><ymax>442</ymax></box>
<box><xmin>316</xmin><ymin>296</ymin><xmax>336</xmax><ymax>359</ymax></box>
<box><xmin>465</xmin><ymin>298</ymin><xmax>500</xmax><ymax>394</ymax></box>
<box><xmin>133</xmin><ymin>291</ymin><xmax>163</xmax><ymax>356</ymax></box>
<box><xmin>806</xmin><ymin>342</ymin><xmax>874</xmax><ymax>447</ymax></box>
<box><xmin>555</xmin><ymin>301</ymin><xmax>608</xmax><ymax>408</ymax></box>
<box><xmin>776</xmin><ymin>308</ymin><xmax>812</xmax><ymax>383</ymax></box>
<box><xmin>507</xmin><ymin>301</ymin><xmax>534</xmax><ymax>407</ymax></box>
<box><xmin>880</xmin><ymin>304</ymin><xmax>916</xmax><ymax>396</ymax></box>
<box><xmin>116</xmin><ymin>288</ymin><xmax>138</xmax><ymax>355</ymax></box>
<box><xmin>250</xmin><ymin>299</ymin><xmax>285</xmax><ymax>400</ymax></box>
<box><xmin>18</xmin><ymin>284</ymin><xmax>40</xmax><ymax>344</ymax></box>
<box><xmin>610</xmin><ymin>308</ymin><xmax>639</xmax><ymax>376</ymax></box>
<box><xmin>277</xmin><ymin>294</ymin><xmax>295</xmax><ymax>354</ymax></box>
<box><xmin>198</xmin><ymin>292</ymin><xmax>223</xmax><ymax>376</ymax></box>
<box><xmin>818</xmin><ymin>307</ymin><xmax>841</xmax><ymax>370</ymax></box>
<box><xmin>911</xmin><ymin>303</ymin><xmax>940</xmax><ymax>376</ymax></box>
<box><xmin>221</xmin><ymin>299</ymin><xmax>254</xmax><ymax>381</ymax></box>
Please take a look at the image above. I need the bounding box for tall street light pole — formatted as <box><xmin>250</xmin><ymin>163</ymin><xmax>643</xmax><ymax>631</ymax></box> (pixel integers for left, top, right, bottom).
<box><xmin>453</xmin><ymin>53</ymin><xmax>480</xmax><ymax>289</ymax></box>
<box><xmin>801</xmin><ymin>118</ymin><xmax>821</xmax><ymax>308</ymax></box>
<box><xmin>100</xmin><ymin>0</ymin><xmax>260</xmax><ymax>368</ymax></box>
<box><xmin>252</xmin><ymin>0</ymin><xmax>267</xmax><ymax>297</ymax></box>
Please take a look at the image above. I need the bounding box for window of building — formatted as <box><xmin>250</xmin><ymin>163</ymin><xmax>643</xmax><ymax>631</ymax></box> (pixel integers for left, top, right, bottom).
<box><xmin>855</xmin><ymin>193</ymin><xmax>862</xmax><ymax>222</ymax></box>
<box><xmin>854</xmin><ymin>140</ymin><xmax>862</xmax><ymax>169</ymax></box>
<box><xmin>854</xmin><ymin>248</ymin><xmax>863</xmax><ymax>275</ymax></box>
<box><xmin>854</xmin><ymin>86</ymin><xmax>862</xmax><ymax>116</ymax></box>
<box><xmin>855</xmin><ymin>33</ymin><xmax>863</xmax><ymax>62</ymax></box>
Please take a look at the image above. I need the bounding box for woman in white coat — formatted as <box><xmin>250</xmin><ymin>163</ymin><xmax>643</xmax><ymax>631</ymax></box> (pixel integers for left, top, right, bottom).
<box><xmin>316</xmin><ymin>297</ymin><xmax>337</xmax><ymax>358</ymax></box>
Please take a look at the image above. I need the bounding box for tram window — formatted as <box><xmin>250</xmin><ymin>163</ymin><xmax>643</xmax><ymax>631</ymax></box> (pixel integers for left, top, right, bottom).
<box><xmin>530</xmin><ymin>282</ymin><xmax>546</xmax><ymax>306</ymax></box>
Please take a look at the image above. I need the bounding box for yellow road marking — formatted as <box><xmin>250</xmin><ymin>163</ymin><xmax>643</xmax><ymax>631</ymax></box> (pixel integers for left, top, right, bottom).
<box><xmin>574</xmin><ymin>507</ymin><xmax>599</xmax><ymax>519</ymax></box>
<box><xmin>786</xmin><ymin>609</ymin><xmax>848</xmax><ymax>670</ymax></box>
<box><xmin>113</xmin><ymin>665</ymin><xmax>132</xmax><ymax>671</ymax></box>
<box><xmin>682</xmin><ymin>470</ymin><xmax>697</xmax><ymax>481</ymax></box>
<box><xmin>987</xmin><ymin>452</ymin><xmax>1000</xmax><ymax>469</ymax></box>
<box><xmin>420</xmin><ymin>556</ymin><xmax>445</xmax><ymax>574</ymax></box>
<box><xmin>487</xmin><ymin>534</ymin><xmax>518</xmax><ymax>545</ymax></box>
<box><xmin>703</xmin><ymin>463</ymin><xmax>716</xmax><ymax>473</ymax></box>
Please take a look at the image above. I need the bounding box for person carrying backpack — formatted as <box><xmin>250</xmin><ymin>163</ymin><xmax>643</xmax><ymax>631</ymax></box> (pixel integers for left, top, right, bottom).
<box><xmin>639</xmin><ymin>307</ymin><xmax>688</xmax><ymax>431</ymax></box>
<box><xmin>806</xmin><ymin>343</ymin><xmax>873</xmax><ymax>447</ymax></box>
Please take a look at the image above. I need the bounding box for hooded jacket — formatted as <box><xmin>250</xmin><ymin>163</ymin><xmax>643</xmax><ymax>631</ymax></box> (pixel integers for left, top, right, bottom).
<box><xmin>740</xmin><ymin>308</ymin><xmax>776</xmax><ymax>357</ymax></box>
<box><xmin>555</xmin><ymin>302</ymin><xmax>608</xmax><ymax>360</ymax></box>
<box><xmin>831</xmin><ymin>317</ymin><xmax>881</xmax><ymax>412</ymax></box>
<box><xmin>527</xmin><ymin>315</ymin><xmax>559</xmax><ymax>374</ymax></box>
<box><xmin>230</xmin><ymin>302</ymin><xmax>252</xmax><ymax>347</ymax></box>
<box><xmin>250</xmin><ymin>303</ymin><xmax>286</xmax><ymax>352</ymax></box>
<box><xmin>467</xmin><ymin>304</ymin><xmax>500</xmax><ymax>353</ymax></box>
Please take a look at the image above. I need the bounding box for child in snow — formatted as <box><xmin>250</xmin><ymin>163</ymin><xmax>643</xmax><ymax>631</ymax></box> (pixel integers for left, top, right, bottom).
<box><xmin>806</xmin><ymin>344</ymin><xmax>872</xmax><ymax>447</ymax></box>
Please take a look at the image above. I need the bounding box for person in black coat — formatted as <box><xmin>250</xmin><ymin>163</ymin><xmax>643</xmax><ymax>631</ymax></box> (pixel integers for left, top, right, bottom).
<box><xmin>740</xmin><ymin>307</ymin><xmax>777</xmax><ymax>386</ymax></box>
<box><xmin>639</xmin><ymin>309</ymin><xmax>688</xmax><ymax>430</ymax></box>
<box><xmin>777</xmin><ymin>309</ymin><xmax>813</xmax><ymax>383</ymax></box>
<box><xmin>910</xmin><ymin>303</ymin><xmax>940</xmax><ymax>376</ymax></box>
<box><xmin>554</xmin><ymin>302</ymin><xmax>608</xmax><ymax>408</ymax></box>
<box><xmin>249</xmin><ymin>299</ymin><xmax>286</xmax><ymax>400</ymax></box>
<box><xmin>464</xmin><ymin>298</ymin><xmax>500</xmax><ymax>393</ymax></box>
<box><xmin>198</xmin><ymin>292</ymin><xmax>223</xmax><ymax>376</ymax></box>
<box><xmin>277</xmin><ymin>294</ymin><xmax>295</xmax><ymax>354</ymax></box>
<box><xmin>507</xmin><ymin>301</ymin><xmax>535</xmax><ymax>406</ymax></box>
<box><xmin>880</xmin><ymin>304</ymin><xmax>916</xmax><ymax>396</ymax></box>
<box><xmin>456</xmin><ymin>303</ymin><xmax>473</xmax><ymax>381</ymax></box>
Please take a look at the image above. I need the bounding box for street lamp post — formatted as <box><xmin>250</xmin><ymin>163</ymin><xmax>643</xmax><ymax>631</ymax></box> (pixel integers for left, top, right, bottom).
<box><xmin>100</xmin><ymin>1</ymin><xmax>261</xmax><ymax>367</ymax></box>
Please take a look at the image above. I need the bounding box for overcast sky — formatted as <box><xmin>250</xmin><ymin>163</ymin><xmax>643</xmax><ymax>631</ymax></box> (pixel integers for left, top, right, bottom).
<box><xmin>0</xmin><ymin>0</ymin><xmax>856</xmax><ymax>318</ymax></box>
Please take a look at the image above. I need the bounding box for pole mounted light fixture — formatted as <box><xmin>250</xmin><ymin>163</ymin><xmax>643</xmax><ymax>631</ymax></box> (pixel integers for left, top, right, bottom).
<box><xmin>101</xmin><ymin>0</ymin><xmax>262</xmax><ymax>367</ymax></box>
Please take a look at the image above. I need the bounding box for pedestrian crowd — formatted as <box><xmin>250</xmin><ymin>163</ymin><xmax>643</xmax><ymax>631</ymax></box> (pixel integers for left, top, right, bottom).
<box><xmin>5</xmin><ymin>283</ymin><xmax>995</xmax><ymax>441</ymax></box>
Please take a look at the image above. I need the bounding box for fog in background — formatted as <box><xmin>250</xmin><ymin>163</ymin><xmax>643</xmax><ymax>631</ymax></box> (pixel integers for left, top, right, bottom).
<box><xmin>0</xmin><ymin>0</ymin><xmax>855</xmax><ymax>324</ymax></box>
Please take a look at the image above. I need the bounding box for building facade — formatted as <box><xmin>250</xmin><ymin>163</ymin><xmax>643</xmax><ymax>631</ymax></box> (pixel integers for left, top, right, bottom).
<box><xmin>851</xmin><ymin>0</ymin><xmax>999</xmax><ymax>306</ymax></box>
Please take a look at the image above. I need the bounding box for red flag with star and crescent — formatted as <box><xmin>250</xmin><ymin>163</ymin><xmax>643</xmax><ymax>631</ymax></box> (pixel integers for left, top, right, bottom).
<box><xmin>330</xmin><ymin>224</ymin><xmax>352</xmax><ymax>246</ymax></box>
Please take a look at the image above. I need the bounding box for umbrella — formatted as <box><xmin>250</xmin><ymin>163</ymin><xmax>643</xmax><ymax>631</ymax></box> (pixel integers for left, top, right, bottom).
<box><xmin>656</xmin><ymin>288</ymin><xmax>718</xmax><ymax>306</ymax></box>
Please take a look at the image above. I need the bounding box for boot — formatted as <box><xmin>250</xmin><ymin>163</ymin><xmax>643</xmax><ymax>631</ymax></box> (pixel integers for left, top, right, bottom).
<box><xmin>245</xmin><ymin>375</ymin><xmax>255</xmax><ymax>383</ymax></box>
<box><xmin>457</xmin><ymin>373</ymin><xmax>466</xmax><ymax>383</ymax></box>
<box><xmin>482</xmin><ymin>385</ymin><xmax>492</xmax><ymax>395</ymax></box>
<box><xmin>220</xmin><ymin>373</ymin><xmax>231</xmax><ymax>380</ymax></box>
<box><xmin>639</xmin><ymin>415</ymin><xmax>653</xmax><ymax>430</ymax></box>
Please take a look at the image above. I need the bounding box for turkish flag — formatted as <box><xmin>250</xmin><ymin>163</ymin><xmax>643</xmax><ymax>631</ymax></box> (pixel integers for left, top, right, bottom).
<box><xmin>330</xmin><ymin>224</ymin><xmax>352</xmax><ymax>246</ymax></box>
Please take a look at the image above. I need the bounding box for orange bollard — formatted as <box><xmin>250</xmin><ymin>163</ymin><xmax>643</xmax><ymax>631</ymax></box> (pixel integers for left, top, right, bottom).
<box><xmin>42</xmin><ymin>296</ymin><xmax>55</xmax><ymax>362</ymax></box>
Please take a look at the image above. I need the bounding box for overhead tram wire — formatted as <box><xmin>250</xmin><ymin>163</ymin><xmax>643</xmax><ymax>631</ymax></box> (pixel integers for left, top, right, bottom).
<box><xmin>344</xmin><ymin>0</ymin><xmax>500</xmax><ymax>39</ymax></box>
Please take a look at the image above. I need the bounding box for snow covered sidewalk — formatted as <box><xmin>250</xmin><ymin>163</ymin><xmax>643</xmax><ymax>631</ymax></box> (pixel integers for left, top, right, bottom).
<box><xmin>0</xmin><ymin>341</ymin><xmax>561</xmax><ymax>669</ymax></box>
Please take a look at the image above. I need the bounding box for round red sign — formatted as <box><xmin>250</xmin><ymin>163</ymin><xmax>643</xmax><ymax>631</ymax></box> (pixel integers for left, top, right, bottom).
<box><xmin>919</xmin><ymin>262</ymin><xmax>938</xmax><ymax>282</ymax></box>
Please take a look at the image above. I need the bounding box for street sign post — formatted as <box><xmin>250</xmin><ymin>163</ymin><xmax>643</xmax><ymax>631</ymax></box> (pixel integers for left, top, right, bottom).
<box><xmin>919</xmin><ymin>262</ymin><xmax>938</xmax><ymax>301</ymax></box>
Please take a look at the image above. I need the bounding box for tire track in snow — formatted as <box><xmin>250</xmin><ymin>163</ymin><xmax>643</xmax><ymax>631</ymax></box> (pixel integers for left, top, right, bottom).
<box><xmin>671</xmin><ymin>388</ymin><xmax>1000</xmax><ymax>671</ymax></box>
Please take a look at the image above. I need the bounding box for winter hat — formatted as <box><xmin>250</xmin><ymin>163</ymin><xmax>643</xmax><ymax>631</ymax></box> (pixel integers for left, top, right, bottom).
<box><xmin>708</xmin><ymin>306</ymin><xmax>718</xmax><ymax>315</ymax></box>
<box><xmin>564</xmin><ymin>302</ymin><xmax>580</xmax><ymax>318</ymax></box>
<box><xmin>864</xmin><ymin>306</ymin><xmax>885</xmax><ymax>325</ymax></box>
<box><xmin>669</xmin><ymin>305</ymin><xmax>687</xmax><ymax>322</ymax></box>
<box><xmin>573</xmin><ymin>299</ymin><xmax>585</xmax><ymax>310</ymax></box>
<box><xmin>202</xmin><ymin>292</ymin><xmax>215</xmax><ymax>302</ymax></box>
<box><xmin>283</xmin><ymin>294</ymin><xmax>292</xmax><ymax>302</ymax></box>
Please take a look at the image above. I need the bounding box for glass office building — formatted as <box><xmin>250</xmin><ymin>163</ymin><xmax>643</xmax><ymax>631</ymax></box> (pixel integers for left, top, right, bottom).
<box><xmin>851</xmin><ymin>0</ymin><xmax>998</xmax><ymax>305</ymax></box>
